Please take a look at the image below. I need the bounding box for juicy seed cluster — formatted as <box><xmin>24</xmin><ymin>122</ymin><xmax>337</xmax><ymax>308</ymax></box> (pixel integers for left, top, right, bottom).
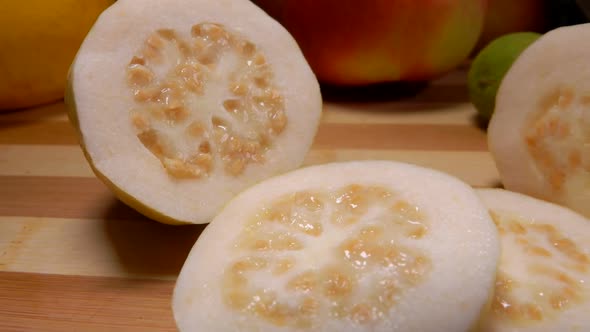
<box><xmin>490</xmin><ymin>211</ymin><xmax>590</xmax><ymax>323</ymax></box>
<box><xmin>222</xmin><ymin>185</ymin><xmax>431</xmax><ymax>328</ymax></box>
<box><xmin>126</xmin><ymin>23</ymin><xmax>287</xmax><ymax>179</ymax></box>
<box><xmin>526</xmin><ymin>86</ymin><xmax>590</xmax><ymax>191</ymax></box>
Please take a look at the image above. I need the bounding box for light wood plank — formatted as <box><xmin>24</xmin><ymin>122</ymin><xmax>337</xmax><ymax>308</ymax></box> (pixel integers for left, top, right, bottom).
<box><xmin>0</xmin><ymin>271</ymin><xmax>176</xmax><ymax>332</ymax></box>
<box><xmin>0</xmin><ymin>216</ymin><xmax>203</xmax><ymax>278</ymax></box>
<box><xmin>322</xmin><ymin>102</ymin><xmax>477</xmax><ymax>125</ymax></box>
<box><xmin>0</xmin><ymin>150</ymin><xmax>499</xmax><ymax>279</ymax></box>
<box><xmin>0</xmin><ymin>147</ymin><xmax>498</xmax><ymax>279</ymax></box>
<box><xmin>0</xmin><ymin>120</ymin><xmax>487</xmax><ymax>150</ymax></box>
<box><xmin>313</xmin><ymin>123</ymin><xmax>486</xmax><ymax>150</ymax></box>
<box><xmin>306</xmin><ymin>150</ymin><xmax>500</xmax><ymax>187</ymax></box>
<box><xmin>0</xmin><ymin>102</ymin><xmax>69</xmax><ymax>122</ymax></box>
<box><xmin>0</xmin><ymin>145</ymin><xmax>92</xmax><ymax>177</ymax></box>
<box><xmin>0</xmin><ymin>145</ymin><xmax>498</xmax><ymax>186</ymax></box>
<box><xmin>0</xmin><ymin>120</ymin><xmax>78</xmax><ymax>145</ymax></box>
<box><xmin>0</xmin><ymin>176</ymin><xmax>121</xmax><ymax>219</ymax></box>
<box><xmin>0</xmin><ymin>67</ymin><xmax>499</xmax><ymax>331</ymax></box>
<box><xmin>319</xmin><ymin>66</ymin><xmax>475</xmax><ymax>125</ymax></box>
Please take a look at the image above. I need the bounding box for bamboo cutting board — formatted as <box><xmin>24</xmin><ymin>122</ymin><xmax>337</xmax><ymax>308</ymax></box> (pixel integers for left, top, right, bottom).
<box><xmin>0</xmin><ymin>68</ymin><xmax>500</xmax><ymax>331</ymax></box>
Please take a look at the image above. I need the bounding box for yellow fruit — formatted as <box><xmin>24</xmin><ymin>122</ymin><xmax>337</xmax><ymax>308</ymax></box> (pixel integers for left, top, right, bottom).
<box><xmin>0</xmin><ymin>0</ymin><xmax>114</xmax><ymax>110</ymax></box>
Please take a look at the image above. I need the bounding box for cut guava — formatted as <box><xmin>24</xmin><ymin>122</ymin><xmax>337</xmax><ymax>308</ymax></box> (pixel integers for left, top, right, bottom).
<box><xmin>67</xmin><ymin>0</ymin><xmax>322</xmax><ymax>224</ymax></box>
<box><xmin>173</xmin><ymin>161</ymin><xmax>500</xmax><ymax>332</ymax></box>
<box><xmin>488</xmin><ymin>23</ymin><xmax>590</xmax><ymax>218</ymax></box>
<box><xmin>477</xmin><ymin>188</ymin><xmax>590</xmax><ymax>332</ymax></box>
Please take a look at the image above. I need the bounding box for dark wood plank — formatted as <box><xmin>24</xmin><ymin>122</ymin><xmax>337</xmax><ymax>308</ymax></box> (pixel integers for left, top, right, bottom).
<box><xmin>0</xmin><ymin>176</ymin><xmax>129</xmax><ymax>220</ymax></box>
<box><xmin>0</xmin><ymin>120</ymin><xmax>78</xmax><ymax>145</ymax></box>
<box><xmin>0</xmin><ymin>121</ymin><xmax>487</xmax><ymax>151</ymax></box>
<box><xmin>0</xmin><ymin>271</ymin><xmax>176</xmax><ymax>332</ymax></box>
<box><xmin>313</xmin><ymin>123</ymin><xmax>487</xmax><ymax>151</ymax></box>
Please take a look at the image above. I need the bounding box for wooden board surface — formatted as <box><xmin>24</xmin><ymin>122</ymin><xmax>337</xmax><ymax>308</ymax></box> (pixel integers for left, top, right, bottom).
<box><xmin>0</xmin><ymin>69</ymin><xmax>500</xmax><ymax>331</ymax></box>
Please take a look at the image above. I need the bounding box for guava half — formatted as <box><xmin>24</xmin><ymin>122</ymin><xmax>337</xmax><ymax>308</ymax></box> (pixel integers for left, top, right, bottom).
<box><xmin>173</xmin><ymin>161</ymin><xmax>500</xmax><ymax>331</ymax></box>
<box><xmin>67</xmin><ymin>0</ymin><xmax>322</xmax><ymax>224</ymax></box>
<box><xmin>488</xmin><ymin>23</ymin><xmax>590</xmax><ymax>218</ymax></box>
<box><xmin>477</xmin><ymin>189</ymin><xmax>590</xmax><ymax>331</ymax></box>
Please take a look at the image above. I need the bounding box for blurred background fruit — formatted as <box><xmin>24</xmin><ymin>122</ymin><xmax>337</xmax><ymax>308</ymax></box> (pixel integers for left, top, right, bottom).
<box><xmin>468</xmin><ymin>32</ymin><xmax>541</xmax><ymax>124</ymax></box>
<box><xmin>253</xmin><ymin>0</ymin><xmax>487</xmax><ymax>85</ymax></box>
<box><xmin>474</xmin><ymin>0</ymin><xmax>546</xmax><ymax>52</ymax></box>
<box><xmin>3</xmin><ymin>0</ymin><xmax>588</xmax><ymax>110</ymax></box>
<box><xmin>578</xmin><ymin>0</ymin><xmax>590</xmax><ymax>18</ymax></box>
<box><xmin>475</xmin><ymin>0</ymin><xmax>589</xmax><ymax>51</ymax></box>
<box><xmin>0</xmin><ymin>0</ymin><xmax>114</xmax><ymax>111</ymax></box>
<box><xmin>468</xmin><ymin>0</ymin><xmax>588</xmax><ymax>124</ymax></box>
<box><xmin>548</xmin><ymin>0</ymin><xmax>589</xmax><ymax>27</ymax></box>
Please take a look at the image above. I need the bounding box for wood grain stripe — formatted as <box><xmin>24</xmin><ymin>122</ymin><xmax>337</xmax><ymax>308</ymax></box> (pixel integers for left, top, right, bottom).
<box><xmin>0</xmin><ymin>151</ymin><xmax>499</xmax><ymax>219</ymax></box>
<box><xmin>2</xmin><ymin>103</ymin><xmax>476</xmax><ymax>125</ymax></box>
<box><xmin>0</xmin><ymin>216</ymin><xmax>203</xmax><ymax>279</ymax></box>
<box><xmin>322</xmin><ymin>102</ymin><xmax>476</xmax><ymax>125</ymax></box>
<box><xmin>305</xmin><ymin>150</ymin><xmax>500</xmax><ymax>187</ymax></box>
<box><xmin>0</xmin><ymin>176</ymin><xmax>144</xmax><ymax>220</ymax></box>
<box><xmin>0</xmin><ymin>120</ymin><xmax>487</xmax><ymax>150</ymax></box>
<box><xmin>0</xmin><ymin>102</ymin><xmax>69</xmax><ymax>122</ymax></box>
<box><xmin>0</xmin><ymin>145</ymin><xmax>499</xmax><ymax>186</ymax></box>
<box><xmin>0</xmin><ymin>120</ymin><xmax>78</xmax><ymax>145</ymax></box>
<box><xmin>0</xmin><ymin>67</ymin><xmax>493</xmax><ymax>332</ymax></box>
<box><xmin>0</xmin><ymin>148</ymin><xmax>499</xmax><ymax>279</ymax></box>
<box><xmin>0</xmin><ymin>145</ymin><xmax>92</xmax><ymax>177</ymax></box>
<box><xmin>0</xmin><ymin>271</ymin><xmax>176</xmax><ymax>332</ymax></box>
<box><xmin>313</xmin><ymin>123</ymin><xmax>487</xmax><ymax>150</ymax></box>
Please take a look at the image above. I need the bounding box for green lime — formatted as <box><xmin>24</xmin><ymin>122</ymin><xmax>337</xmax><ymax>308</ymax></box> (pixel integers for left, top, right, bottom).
<box><xmin>468</xmin><ymin>32</ymin><xmax>542</xmax><ymax>122</ymax></box>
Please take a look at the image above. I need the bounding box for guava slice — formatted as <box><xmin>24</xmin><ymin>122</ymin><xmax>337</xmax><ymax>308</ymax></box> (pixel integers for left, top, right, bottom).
<box><xmin>488</xmin><ymin>24</ymin><xmax>590</xmax><ymax>218</ymax></box>
<box><xmin>173</xmin><ymin>161</ymin><xmax>500</xmax><ymax>332</ymax></box>
<box><xmin>66</xmin><ymin>0</ymin><xmax>322</xmax><ymax>224</ymax></box>
<box><xmin>477</xmin><ymin>188</ymin><xmax>590</xmax><ymax>332</ymax></box>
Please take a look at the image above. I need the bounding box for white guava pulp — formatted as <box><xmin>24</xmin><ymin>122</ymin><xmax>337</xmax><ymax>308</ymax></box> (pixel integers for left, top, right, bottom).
<box><xmin>173</xmin><ymin>161</ymin><xmax>500</xmax><ymax>332</ymax></box>
<box><xmin>489</xmin><ymin>23</ymin><xmax>590</xmax><ymax>219</ymax></box>
<box><xmin>477</xmin><ymin>188</ymin><xmax>590</xmax><ymax>332</ymax></box>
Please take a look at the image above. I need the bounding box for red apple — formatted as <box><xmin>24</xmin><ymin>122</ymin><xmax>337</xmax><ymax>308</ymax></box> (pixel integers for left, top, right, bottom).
<box><xmin>476</xmin><ymin>0</ymin><xmax>546</xmax><ymax>50</ymax></box>
<box><xmin>255</xmin><ymin>0</ymin><xmax>487</xmax><ymax>85</ymax></box>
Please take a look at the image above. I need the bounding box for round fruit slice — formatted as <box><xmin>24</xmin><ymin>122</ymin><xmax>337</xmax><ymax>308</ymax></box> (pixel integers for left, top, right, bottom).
<box><xmin>66</xmin><ymin>0</ymin><xmax>322</xmax><ymax>224</ymax></box>
<box><xmin>173</xmin><ymin>161</ymin><xmax>500</xmax><ymax>332</ymax></box>
<box><xmin>476</xmin><ymin>188</ymin><xmax>590</xmax><ymax>332</ymax></box>
<box><xmin>488</xmin><ymin>23</ymin><xmax>590</xmax><ymax>218</ymax></box>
